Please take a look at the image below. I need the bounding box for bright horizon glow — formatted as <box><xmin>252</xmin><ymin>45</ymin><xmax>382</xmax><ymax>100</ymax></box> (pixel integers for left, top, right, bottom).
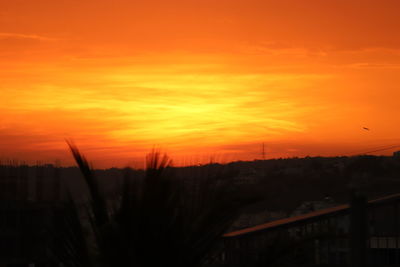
<box><xmin>1</xmin><ymin>0</ymin><xmax>400</xmax><ymax>167</ymax></box>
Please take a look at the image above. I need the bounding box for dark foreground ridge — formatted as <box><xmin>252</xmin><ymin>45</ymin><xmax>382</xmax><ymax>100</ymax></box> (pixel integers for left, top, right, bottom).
<box><xmin>0</xmin><ymin>153</ymin><xmax>400</xmax><ymax>266</ymax></box>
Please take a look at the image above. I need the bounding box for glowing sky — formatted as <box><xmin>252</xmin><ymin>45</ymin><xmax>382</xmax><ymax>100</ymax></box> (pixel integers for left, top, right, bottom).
<box><xmin>1</xmin><ymin>0</ymin><xmax>400</xmax><ymax>167</ymax></box>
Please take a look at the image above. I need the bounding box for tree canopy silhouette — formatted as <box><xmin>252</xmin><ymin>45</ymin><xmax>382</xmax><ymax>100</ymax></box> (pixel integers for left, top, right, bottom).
<box><xmin>55</xmin><ymin>142</ymin><xmax>246</xmax><ymax>267</ymax></box>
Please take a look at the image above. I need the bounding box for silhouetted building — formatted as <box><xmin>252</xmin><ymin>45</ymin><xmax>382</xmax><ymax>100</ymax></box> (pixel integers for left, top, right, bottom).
<box><xmin>221</xmin><ymin>193</ymin><xmax>400</xmax><ymax>266</ymax></box>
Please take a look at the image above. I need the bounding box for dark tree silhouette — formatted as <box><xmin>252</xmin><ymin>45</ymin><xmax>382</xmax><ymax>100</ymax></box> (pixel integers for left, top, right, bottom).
<box><xmin>54</xmin><ymin>142</ymin><xmax>246</xmax><ymax>267</ymax></box>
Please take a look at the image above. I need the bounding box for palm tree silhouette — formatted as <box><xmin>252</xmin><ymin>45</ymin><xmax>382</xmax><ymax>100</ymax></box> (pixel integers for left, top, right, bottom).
<box><xmin>54</xmin><ymin>141</ymin><xmax>245</xmax><ymax>267</ymax></box>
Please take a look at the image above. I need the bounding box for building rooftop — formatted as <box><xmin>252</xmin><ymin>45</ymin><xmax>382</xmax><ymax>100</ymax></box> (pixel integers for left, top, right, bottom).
<box><xmin>224</xmin><ymin>192</ymin><xmax>400</xmax><ymax>238</ymax></box>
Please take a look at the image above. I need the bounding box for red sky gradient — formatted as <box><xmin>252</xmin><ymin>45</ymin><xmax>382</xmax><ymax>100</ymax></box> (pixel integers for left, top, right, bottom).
<box><xmin>1</xmin><ymin>0</ymin><xmax>400</xmax><ymax>167</ymax></box>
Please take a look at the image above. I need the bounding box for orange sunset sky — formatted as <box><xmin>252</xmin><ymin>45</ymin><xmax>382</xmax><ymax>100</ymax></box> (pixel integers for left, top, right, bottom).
<box><xmin>1</xmin><ymin>0</ymin><xmax>400</xmax><ymax>167</ymax></box>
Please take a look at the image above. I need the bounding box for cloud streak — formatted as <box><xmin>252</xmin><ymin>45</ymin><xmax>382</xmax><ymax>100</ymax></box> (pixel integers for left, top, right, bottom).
<box><xmin>0</xmin><ymin>32</ymin><xmax>59</xmax><ymax>41</ymax></box>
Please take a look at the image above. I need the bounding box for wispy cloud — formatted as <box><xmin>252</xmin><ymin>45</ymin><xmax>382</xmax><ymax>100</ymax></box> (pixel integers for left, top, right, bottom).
<box><xmin>0</xmin><ymin>32</ymin><xmax>59</xmax><ymax>41</ymax></box>
<box><xmin>346</xmin><ymin>62</ymin><xmax>400</xmax><ymax>69</ymax></box>
<box><xmin>0</xmin><ymin>56</ymin><xmax>325</xmax><ymax>166</ymax></box>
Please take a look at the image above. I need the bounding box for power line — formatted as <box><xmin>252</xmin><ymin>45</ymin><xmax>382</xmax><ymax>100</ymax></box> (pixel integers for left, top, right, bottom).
<box><xmin>347</xmin><ymin>144</ymin><xmax>400</xmax><ymax>156</ymax></box>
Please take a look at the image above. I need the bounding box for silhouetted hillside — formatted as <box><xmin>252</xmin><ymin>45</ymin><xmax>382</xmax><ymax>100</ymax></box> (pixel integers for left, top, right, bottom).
<box><xmin>2</xmin><ymin>155</ymin><xmax>400</xmax><ymax>214</ymax></box>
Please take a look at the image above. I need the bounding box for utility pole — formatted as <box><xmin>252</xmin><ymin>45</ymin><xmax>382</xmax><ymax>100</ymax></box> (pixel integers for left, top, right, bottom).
<box><xmin>262</xmin><ymin>143</ymin><xmax>265</xmax><ymax>160</ymax></box>
<box><xmin>350</xmin><ymin>190</ymin><xmax>367</xmax><ymax>267</ymax></box>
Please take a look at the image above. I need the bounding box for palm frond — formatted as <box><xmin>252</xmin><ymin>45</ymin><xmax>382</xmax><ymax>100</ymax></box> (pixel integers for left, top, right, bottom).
<box><xmin>66</xmin><ymin>140</ymin><xmax>109</xmax><ymax>226</ymax></box>
<box><xmin>60</xmin><ymin>144</ymin><xmax>247</xmax><ymax>267</ymax></box>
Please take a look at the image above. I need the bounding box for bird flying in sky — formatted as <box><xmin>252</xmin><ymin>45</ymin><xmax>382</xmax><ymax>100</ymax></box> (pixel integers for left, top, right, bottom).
<box><xmin>363</xmin><ymin>127</ymin><xmax>370</xmax><ymax>131</ymax></box>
